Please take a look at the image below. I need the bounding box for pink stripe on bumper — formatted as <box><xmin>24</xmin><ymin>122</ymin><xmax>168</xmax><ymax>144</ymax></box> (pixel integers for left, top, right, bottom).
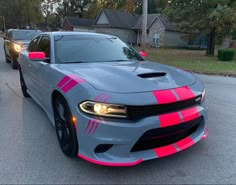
<box><xmin>78</xmin><ymin>154</ymin><xmax>143</xmax><ymax>167</ymax></box>
<box><xmin>159</xmin><ymin>112</ymin><xmax>181</xmax><ymax>128</ymax></box>
<box><xmin>154</xmin><ymin>145</ymin><xmax>177</xmax><ymax>158</ymax></box>
<box><xmin>175</xmin><ymin>137</ymin><xmax>195</xmax><ymax>151</ymax></box>
<box><xmin>181</xmin><ymin>107</ymin><xmax>199</xmax><ymax>122</ymax></box>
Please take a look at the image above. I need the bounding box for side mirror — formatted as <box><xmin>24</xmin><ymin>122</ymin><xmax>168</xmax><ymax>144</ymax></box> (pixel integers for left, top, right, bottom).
<box><xmin>28</xmin><ymin>52</ymin><xmax>46</xmax><ymax>61</ymax></box>
<box><xmin>139</xmin><ymin>51</ymin><xmax>147</xmax><ymax>58</ymax></box>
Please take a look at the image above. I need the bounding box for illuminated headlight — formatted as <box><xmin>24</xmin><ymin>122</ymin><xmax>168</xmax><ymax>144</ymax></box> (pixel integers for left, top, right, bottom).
<box><xmin>79</xmin><ymin>101</ymin><xmax>127</xmax><ymax>118</ymax></box>
<box><xmin>13</xmin><ymin>43</ymin><xmax>23</xmax><ymax>52</ymax></box>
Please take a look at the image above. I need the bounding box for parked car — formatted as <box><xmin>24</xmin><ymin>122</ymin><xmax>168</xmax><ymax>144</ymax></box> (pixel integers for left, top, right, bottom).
<box><xmin>3</xmin><ymin>29</ymin><xmax>41</xmax><ymax>69</ymax></box>
<box><xmin>18</xmin><ymin>32</ymin><xmax>208</xmax><ymax>166</ymax></box>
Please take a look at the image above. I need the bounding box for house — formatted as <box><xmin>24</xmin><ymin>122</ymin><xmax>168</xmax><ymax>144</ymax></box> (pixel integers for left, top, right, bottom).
<box><xmin>93</xmin><ymin>9</ymin><xmax>139</xmax><ymax>44</ymax></box>
<box><xmin>63</xmin><ymin>9</ymin><xmax>207</xmax><ymax>48</ymax></box>
<box><xmin>94</xmin><ymin>9</ymin><xmax>207</xmax><ymax>48</ymax></box>
<box><xmin>63</xmin><ymin>16</ymin><xmax>95</xmax><ymax>32</ymax></box>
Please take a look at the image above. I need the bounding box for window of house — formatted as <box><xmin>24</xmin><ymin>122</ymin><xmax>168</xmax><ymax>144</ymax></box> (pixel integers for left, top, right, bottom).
<box><xmin>153</xmin><ymin>33</ymin><xmax>160</xmax><ymax>45</ymax></box>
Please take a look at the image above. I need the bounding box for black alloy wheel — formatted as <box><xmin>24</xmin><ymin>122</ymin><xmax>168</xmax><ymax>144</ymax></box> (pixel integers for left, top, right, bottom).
<box><xmin>54</xmin><ymin>95</ymin><xmax>78</xmax><ymax>157</ymax></box>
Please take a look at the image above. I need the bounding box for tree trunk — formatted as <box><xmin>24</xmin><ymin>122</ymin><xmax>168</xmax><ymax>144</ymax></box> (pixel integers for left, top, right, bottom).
<box><xmin>206</xmin><ymin>27</ymin><xmax>216</xmax><ymax>56</ymax></box>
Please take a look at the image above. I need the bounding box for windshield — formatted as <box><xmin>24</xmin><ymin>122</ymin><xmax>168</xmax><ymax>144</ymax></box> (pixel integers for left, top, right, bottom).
<box><xmin>55</xmin><ymin>35</ymin><xmax>144</xmax><ymax>64</ymax></box>
<box><xmin>12</xmin><ymin>31</ymin><xmax>41</xmax><ymax>40</ymax></box>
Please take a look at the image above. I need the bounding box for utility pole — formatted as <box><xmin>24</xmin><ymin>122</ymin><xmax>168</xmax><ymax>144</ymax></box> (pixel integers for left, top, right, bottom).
<box><xmin>141</xmin><ymin>0</ymin><xmax>148</xmax><ymax>51</ymax></box>
<box><xmin>0</xmin><ymin>16</ymin><xmax>6</xmax><ymax>32</ymax></box>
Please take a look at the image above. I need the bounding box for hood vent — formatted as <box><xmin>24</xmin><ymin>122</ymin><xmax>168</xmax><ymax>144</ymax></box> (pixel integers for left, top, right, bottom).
<box><xmin>138</xmin><ymin>72</ymin><xmax>166</xmax><ymax>79</ymax></box>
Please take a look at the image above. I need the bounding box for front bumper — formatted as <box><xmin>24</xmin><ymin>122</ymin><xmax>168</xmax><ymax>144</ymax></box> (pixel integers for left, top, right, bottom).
<box><xmin>76</xmin><ymin>103</ymin><xmax>208</xmax><ymax>166</ymax></box>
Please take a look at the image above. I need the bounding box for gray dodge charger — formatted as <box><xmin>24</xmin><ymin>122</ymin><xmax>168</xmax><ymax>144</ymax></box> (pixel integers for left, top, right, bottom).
<box><xmin>18</xmin><ymin>32</ymin><xmax>208</xmax><ymax>166</ymax></box>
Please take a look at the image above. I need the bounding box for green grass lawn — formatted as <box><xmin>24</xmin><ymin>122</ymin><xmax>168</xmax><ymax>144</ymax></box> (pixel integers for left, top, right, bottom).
<box><xmin>136</xmin><ymin>47</ymin><xmax>236</xmax><ymax>76</ymax></box>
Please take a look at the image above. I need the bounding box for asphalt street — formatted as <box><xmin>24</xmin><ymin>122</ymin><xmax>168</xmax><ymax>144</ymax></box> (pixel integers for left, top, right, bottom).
<box><xmin>0</xmin><ymin>38</ymin><xmax>236</xmax><ymax>184</ymax></box>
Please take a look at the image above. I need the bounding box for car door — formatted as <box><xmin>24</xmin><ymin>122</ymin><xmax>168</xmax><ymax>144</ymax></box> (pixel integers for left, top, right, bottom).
<box><xmin>29</xmin><ymin>35</ymin><xmax>52</xmax><ymax>108</ymax></box>
<box><xmin>22</xmin><ymin>36</ymin><xmax>42</xmax><ymax>97</ymax></box>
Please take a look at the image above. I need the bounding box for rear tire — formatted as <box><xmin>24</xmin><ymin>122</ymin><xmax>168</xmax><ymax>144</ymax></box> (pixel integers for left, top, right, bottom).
<box><xmin>53</xmin><ymin>95</ymin><xmax>78</xmax><ymax>157</ymax></box>
<box><xmin>19</xmin><ymin>67</ymin><xmax>30</xmax><ymax>98</ymax></box>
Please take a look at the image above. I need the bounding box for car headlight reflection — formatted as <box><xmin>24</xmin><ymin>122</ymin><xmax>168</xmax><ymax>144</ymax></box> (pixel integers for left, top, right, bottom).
<box><xmin>80</xmin><ymin>101</ymin><xmax>127</xmax><ymax>118</ymax></box>
<box><xmin>201</xmin><ymin>89</ymin><xmax>206</xmax><ymax>102</ymax></box>
<box><xmin>13</xmin><ymin>43</ymin><xmax>23</xmax><ymax>52</ymax></box>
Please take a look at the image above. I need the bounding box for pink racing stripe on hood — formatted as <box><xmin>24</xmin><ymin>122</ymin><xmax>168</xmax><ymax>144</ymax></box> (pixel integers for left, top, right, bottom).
<box><xmin>78</xmin><ymin>154</ymin><xmax>143</xmax><ymax>167</ymax></box>
<box><xmin>153</xmin><ymin>90</ymin><xmax>177</xmax><ymax>104</ymax></box>
<box><xmin>174</xmin><ymin>86</ymin><xmax>195</xmax><ymax>101</ymax></box>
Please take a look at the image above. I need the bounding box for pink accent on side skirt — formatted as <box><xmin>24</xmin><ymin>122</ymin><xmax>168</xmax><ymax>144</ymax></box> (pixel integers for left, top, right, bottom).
<box><xmin>78</xmin><ymin>154</ymin><xmax>143</xmax><ymax>167</ymax></box>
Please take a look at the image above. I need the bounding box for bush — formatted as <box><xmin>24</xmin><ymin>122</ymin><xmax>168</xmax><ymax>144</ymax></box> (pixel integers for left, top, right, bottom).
<box><xmin>218</xmin><ymin>48</ymin><xmax>235</xmax><ymax>61</ymax></box>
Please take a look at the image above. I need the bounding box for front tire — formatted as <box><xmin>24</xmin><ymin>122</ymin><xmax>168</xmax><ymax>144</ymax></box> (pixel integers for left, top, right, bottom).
<box><xmin>19</xmin><ymin>67</ymin><xmax>30</xmax><ymax>98</ymax></box>
<box><xmin>53</xmin><ymin>95</ymin><xmax>78</xmax><ymax>157</ymax></box>
<box><xmin>4</xmin><ymin>52</ymin><xmax>10</xmax><ymax>63</ymax></box>
<box><xmin>11</xmin><ymin>56</ymin><xmax>18</xmax><ymax>69</ymax></box>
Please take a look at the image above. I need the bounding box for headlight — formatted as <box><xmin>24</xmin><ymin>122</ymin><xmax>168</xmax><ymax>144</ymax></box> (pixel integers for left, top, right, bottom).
<box><xmin>13</xmin><ymin>43</ymin><xmax>23</xmax><ymax>52</ymax></box>
<box><xmin>79</xmin><ymin>101</ymin><xmax>127</xmax><ymax>118</ymax></box>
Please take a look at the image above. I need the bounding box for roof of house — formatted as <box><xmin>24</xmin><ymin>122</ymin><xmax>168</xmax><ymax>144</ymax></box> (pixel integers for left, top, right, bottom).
<box><xmin>65</xmin><ymin>16</ymin><xmax>94</xmax><ymax>28</ymax></box>
<box><xmin>133</xmin><ymin>14</ymin><xmax>177</xmax><ymax>31</ymax></box>
<box><xmin>95</xmin><ymin>9</ymin><xmax>140</xmax><ymax>29</ymax></box>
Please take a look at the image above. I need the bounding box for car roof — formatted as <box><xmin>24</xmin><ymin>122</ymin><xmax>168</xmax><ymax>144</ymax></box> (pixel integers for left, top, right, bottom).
<box><xmin>39</xmin><ymin>31</ymin><xmax>112</xmax><ymax>37</ymax></box>
<box><xmin>8</xmin><ymin>29</ymin><xmax>41</xmax><ymax>32</ymax></box>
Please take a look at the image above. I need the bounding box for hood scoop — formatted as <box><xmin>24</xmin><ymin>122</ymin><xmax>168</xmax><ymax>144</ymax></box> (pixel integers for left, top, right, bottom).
<box><xmin>138</xmin><ymin>72</ymin><xmax>167</xmax><ymax>79</ymax></box>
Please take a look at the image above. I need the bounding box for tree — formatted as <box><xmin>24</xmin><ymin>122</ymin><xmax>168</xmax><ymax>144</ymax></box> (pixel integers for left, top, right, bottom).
<box><xmin>41</xmin><ymin>0</ymin><xmax>60</xmax><ymax>28</ymax></box>
<box><xmin>165</xmin><ymin>0</ymin><xmax>236</xmax><ymax>56</ymax></box>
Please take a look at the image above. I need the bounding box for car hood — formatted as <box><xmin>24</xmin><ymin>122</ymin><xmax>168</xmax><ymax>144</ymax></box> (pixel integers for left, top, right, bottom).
<box><xmin>15</xmin><ymin>40</ymin><xmax>30</xmax><ymax>46</ymax></box>
<box><xmin>59</xmin><ymin>61</ymin><xmax>197</xmax><ymax>93</ymax></box>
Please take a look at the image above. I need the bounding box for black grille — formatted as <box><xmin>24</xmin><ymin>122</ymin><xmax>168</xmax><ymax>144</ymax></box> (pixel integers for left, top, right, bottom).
<box><xmin>131</xmin><ymin>117</ymin><xmax>202</xmax><ymax>152</ymax></box>
<box><xmin>127</xmin><ymin>95</ymin><xmax>201</xmax><ymax>120</ymax></box>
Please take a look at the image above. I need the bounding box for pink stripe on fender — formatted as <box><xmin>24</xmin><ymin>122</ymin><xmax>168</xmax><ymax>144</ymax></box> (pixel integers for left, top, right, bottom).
<box><xmin>61</xmin><ymin>80</ymin><xmax>77</xmax><ymax>93</ymax></box>
<box><xmin>181</xmin><ymin>107</ymin><xmax>199</xmax><ymax>122</ymax></box>
<box><xmin>68</xmin><ymin>74</ymin><xmax>86</xmax><ymax>83</ymax></box>
<box><xmin>175</xmin><ymin>137</ymin><xmax>195</xmax><ymax>151</ymax></box>
<box><xmin>174</xmin><ymin>86</ymin><xmax>195</xmax><ymax>101</ymax></box>
<box><xmin>159</xmin><ymin>112</ymin><xmax>181</xmax><ymax>128</ymax></box>
<box><xmin>78</xmin><ymin>154</ymin><xmax>143</xmax><ymax>167</ymax></box>
<box><xmin>153</xmin><ymin>90</ymin><xmax>177</xmax><ymax>104</ymax></box>
<box><xmin>57</xmin><ymin>76</ymin><xmax>71</xmax><ymax>88</ymax></box>
<box><xmin>154</xmin><ymin>145</ymin><xmax>177</xmax><ymax>158</ymax></box>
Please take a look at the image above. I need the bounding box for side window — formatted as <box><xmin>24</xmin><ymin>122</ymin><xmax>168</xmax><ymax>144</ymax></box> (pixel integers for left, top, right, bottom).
<box><xmin>28</xmin><ymin>36</ymin><xmax>41</xmax><ymax>52</ymax></box>
<box><xmin>38</xmin><ymin>36</ymin><xmax>50</xmax><ymax>60</ymax></box>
